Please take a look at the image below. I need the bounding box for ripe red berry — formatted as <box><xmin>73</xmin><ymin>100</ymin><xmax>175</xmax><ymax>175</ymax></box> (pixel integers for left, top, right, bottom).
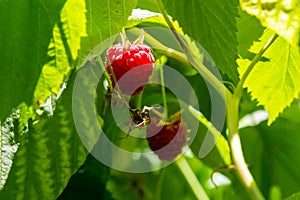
<box><xmin>105</xmin><ymin>32</ymin><xmax>155</xmax><ymax>95</ymax></box>
<box><xmin>146</xmin><ymin>117</ymin><xmax>188</xmax><ymax>161</ymax></box>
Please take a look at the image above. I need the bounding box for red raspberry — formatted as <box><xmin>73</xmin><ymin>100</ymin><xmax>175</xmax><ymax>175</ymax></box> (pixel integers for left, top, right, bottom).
<box><xmin>146</xmin><ymin>118</ymin><xmax>188</xmax><ymax>161</ymax></box>
<box><xmin>105</xmin><ymin>33</ymin><xmax>155</xmax><ymax>95</ymax></box>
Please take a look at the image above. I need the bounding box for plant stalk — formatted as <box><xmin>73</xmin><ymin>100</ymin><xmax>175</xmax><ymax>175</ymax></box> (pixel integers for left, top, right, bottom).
<box><xmin>176</xmin><ymin>156</ymin><xmax>209</xmax><ymax>200</ymax></box>
<box><xmin>227</xmin><ymin>33</ymin><xmax>278</xmax><ymax>200</ymax></box>
<box><xmin>155</xmin><ymin>169</ymin><xmax>165</xmax><ymax>200</ymax></box>
<box><xmin>0</xmin><ymin>120</ymin><xmax>1</xmax><ymax>186</ymax></box>
<box><xmin>159</xmin><ymin>65</ymin><xmax>168</xmax><ymax>118</ymax></box>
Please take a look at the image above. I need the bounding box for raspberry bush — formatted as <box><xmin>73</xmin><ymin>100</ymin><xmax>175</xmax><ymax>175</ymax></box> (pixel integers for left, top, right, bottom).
<box><xmin>1</xmin><ymin>0</ymin><xmax>300</xmax><ymax>200</ymax></box>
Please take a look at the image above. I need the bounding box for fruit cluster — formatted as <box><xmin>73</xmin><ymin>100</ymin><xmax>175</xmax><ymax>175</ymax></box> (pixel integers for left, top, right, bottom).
<box><xmin>105</xmin><ymin>31</ymin><xmax>188</xmax><ymax>161</ymax></box>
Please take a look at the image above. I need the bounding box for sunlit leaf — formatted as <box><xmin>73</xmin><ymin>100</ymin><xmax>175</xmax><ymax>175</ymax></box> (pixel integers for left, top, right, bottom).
<box><xmin>34</xmin><ymin>0</ymin><xmax>87</xmax><ymax>105</ymax></box>
<box><xmin>34</xmin><ymin>25</ymin><xmax>71</xmax><ymax>104</ymax></box>
<box><xmin>238</xmin><ymin>29</ymin><xmax>300</xmax><ymax>125</ymax></box>
<box><xmin>61</xmin><ymin>0</ymin><xmax>88</xmax><ymax>60</ymax></box>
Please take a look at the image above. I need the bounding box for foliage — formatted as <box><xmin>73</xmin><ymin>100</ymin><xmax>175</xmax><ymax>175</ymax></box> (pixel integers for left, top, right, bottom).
<box><xmin>0</xmin><ymin>0</ymin><xmax>300</xmax><ymax>199</ymax></box>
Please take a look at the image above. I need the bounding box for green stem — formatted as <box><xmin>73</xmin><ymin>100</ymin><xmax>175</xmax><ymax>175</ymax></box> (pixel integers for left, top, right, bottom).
<box><xmin>135</xmin><ymin>91</ymin><xmax>143</xmax><ymax>109</ymax></box>
<box><xmin>155</xmin><ymin>169</ymin><xmax>165</xmax><ymax>200</ymax></box>
<box><xmin>227</xmin><ymin>33</ymin><xmax>278</xmax><ymax>200</ymax></box>
<box><xmin>226</xmin><ymin>73</ymin><xmax>265</xmax><ymax>200</ymax></box>
<box><xmin>0</xmin><ymin>120</ymin><xmax>1</xmax><ymax>186</ymax></box>
<box><xmin>97</xmin><ymin>55</ymin><xmax>113</xmax><ymax>92</ymax></box>
<box><xmin>176</xmin><ymin>156</ymin><xmax>209</xmax><ymax>200</ymax></box>
<box><xmin>155</xmin><ymin>0</ymin><xmax>190</xmax><ymax>57</ymax></box>
<box><xmin>188</xmin><ymin>106</ymin><xmax>231</xmax><ymax>165</ymax></box>
<box><xmin>160</xmin><ymin>65</ymin><xmax>168</xmax><ymax>118</ymax></box>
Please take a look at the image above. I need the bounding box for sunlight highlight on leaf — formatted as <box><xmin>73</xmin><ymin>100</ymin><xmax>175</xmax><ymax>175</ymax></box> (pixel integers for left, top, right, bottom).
<box><xmin>241</xmin><ymin>0</ymin><xmax>300</xmax><ymax>47</ymax></box>
<box><xmin>34</xmin><ymin>25</ymin><xmax>71</xmax><ymax>104</ymax></box>
<box><xmin>34</xmin><ymin>0</ymin><xmax>87</xmax><ymax>105</ymax></box>
<box><xmin>61</xmin><ymin>0</ymin><xmax>88</xmax><ymax>59</ymax></box>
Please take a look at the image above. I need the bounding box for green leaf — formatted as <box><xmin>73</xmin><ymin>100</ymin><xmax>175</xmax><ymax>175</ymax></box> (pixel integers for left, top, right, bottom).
<box><xmin>162</xmin><ymin>0</ymin><xmax>240</xmax><ymax>83</ymax></box>
<box><xmin>136</xmin><ymin>0</ymin><xmax>160</xmax><ymax>12</ymax></box>
<box><xmin>238</xmin><ymin>29</ymin><xmax>300</xmax><ymax>125</ymax></box>
<box><xmin>61</xmin><ymin>0</ymin><xmax>88</xmax><ymax>60</ymax></box>
<box><xmin>240</xmin><ymin>0</ymin><xmax>300</xmax><ymax>47</ymax></box>
<box><xmin>34</xmin><ymin>25</ymin><xmax>71</xmax><ymax>104</ymax></box>
<box><xmin>285</xmin><ymin>191</ymin><xmax>300</xmax><ymax>200</ymax></box>
<box><xmin>58</xmin><ymin>155</ymin><xmax>113</xmax><ymax>200</ymax></box>
<box><xmin>0</xmin><ymin>0</ymin><xmax>66</xmax><ymax>120</ymax></box>
<box><xmin>0</xmin><ymin>71</ymin><xmax>100</xmax><ymax>199</ymax></box>
<box><xmin>34</xmin><ymin>0</ymin><xmax>87</xmax><ymax>105</ymax></box>
<box><xmin>240</xmin><ymin>103</ymin><xmax>300</xmax><ymax>198</ymax></box>
<box><xmin>237</xmin><ymin>8</ymin><xmax>265</xmax><ymax>58</ymax></box>
<box><xmin>80</xmin><ymin>0</ymin><xmax>138</xmax><ymax>58</ymax></box>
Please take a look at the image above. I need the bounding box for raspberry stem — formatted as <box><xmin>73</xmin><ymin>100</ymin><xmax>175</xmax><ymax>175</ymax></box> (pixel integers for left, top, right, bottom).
<box><xmin>107</xmin><ymin>62</ymin><xmax>131</xmax><ymax>109</ymax></box>
<box><xmin>133</xmin><ymin>29</ymin><xmax>145</xmax><ymax>45</ymax></box>
<box><xmin>97</xmin><ymin>55</ymin><xmax>113</xmax><ymax>92</ymax></box>
<box><xmin>159</xmin><ymin>65</ymin><xmax>168</xmax><ymax>119</ymax></box>
<box><xmin>176</xmin><ymin>156</ymin><xmax>209</xmax><ymax>200</ymax></box>
<box><xmin>155</xmin><ymin>168</ymin><xmax>165</xmax><ymax>200</ymax></box>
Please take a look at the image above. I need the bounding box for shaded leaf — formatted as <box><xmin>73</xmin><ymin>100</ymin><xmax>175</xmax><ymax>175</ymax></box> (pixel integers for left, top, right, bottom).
<box><xmin>0</xmin><ymin>71</ymin><xmax>100</xmax><ymax>199</ymax></box>
<box><xmin>58</xmin><ymin>155</ymin><xmax>113</xmax><ymax>200</ymax></box>
<box><xmin>240</xmin><ymin>103</ymin><xmax>300</xmax><ymax>198</ymax></box>
<box><xmin>162</xmin><ymin>0</ymin><xmax>240</xmax><ymax>83</ymax></box>
<box><xmin>237</xmin><ymin>8</ymin><xmax>265</xmax><ymax>58</ymax></box>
